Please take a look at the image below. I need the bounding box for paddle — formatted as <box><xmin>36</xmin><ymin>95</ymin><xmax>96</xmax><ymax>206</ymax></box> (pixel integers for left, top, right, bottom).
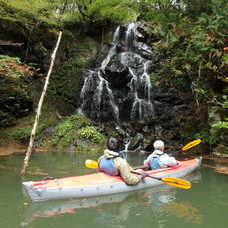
<box><xmin>173</xmin><ymin>139</ymin><xmax>201</xmax><ymax>153</ymax></box>
<box><xmin>85</xmin><ymin>159</ymin><xmax>191</xmax><ymax>189</ymax></box>
<box><xmin>85</xmin><ymin>159</ymin><xmax>99</xmax><ymax>169</ymax></box>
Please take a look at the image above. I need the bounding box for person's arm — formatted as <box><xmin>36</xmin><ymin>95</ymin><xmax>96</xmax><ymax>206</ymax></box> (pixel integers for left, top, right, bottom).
<box><xmin>97</xmin><ymin>156</ymin><xmax>104</xmax><ymax>172</ymax></box>
<box><xmin>143</xmin><ymin>154</ymin><xmax>153</xmax><ymax>166</ymax></box>
<box><xmin>114</xmin><ymin>158</ymin><xmax>142</xmax><ymax>185</ymax></box>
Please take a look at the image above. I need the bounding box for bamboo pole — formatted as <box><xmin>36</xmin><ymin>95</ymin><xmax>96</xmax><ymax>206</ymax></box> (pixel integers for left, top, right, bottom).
<box><xmin>20</xmin><ymin>31</ymin><xmax>63</xmax><ymax>176</ymax></box>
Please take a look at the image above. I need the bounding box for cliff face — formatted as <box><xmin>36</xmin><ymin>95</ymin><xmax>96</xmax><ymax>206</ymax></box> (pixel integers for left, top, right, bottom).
<box><xmin>0</xmin><ymin>16</ymin><xmax>57</xmax><ymax>129</ymax></box>
<box><xmin>0</xmin><ymin>14</ymin><xmax>227</xmax><ymax>155</ymax></box>
<box><xmin>0</xmin><ymin>18</ymin><xmax>207</xmax><ymax>151</ymax></box>
<box><xmin>0</xmin><ymin>18</ymin><xmax>57</xmax><ymax>70</ymax></box>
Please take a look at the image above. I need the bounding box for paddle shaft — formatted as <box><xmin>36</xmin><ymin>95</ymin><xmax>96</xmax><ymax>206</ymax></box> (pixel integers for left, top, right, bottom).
<box><xmin>131</xmin><ymin>170</ymin><xmax>162</xmax><ymax>181</ymax></box>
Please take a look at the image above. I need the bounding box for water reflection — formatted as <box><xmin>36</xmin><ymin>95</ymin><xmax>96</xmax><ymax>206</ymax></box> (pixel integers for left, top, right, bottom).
<box><xmin>22</xmin><ymin>192</ymin><xmax>131</xmax><ymax>226</ymax></box>
<box><xmin>22</xmin><ymin>173</ymin><xmax>202</xmax><ymax>227</ymax></box>
<box><xmin>163</xmin><ymin>201</ymin><xmax>203</xmax><ymax>224</ymax></box>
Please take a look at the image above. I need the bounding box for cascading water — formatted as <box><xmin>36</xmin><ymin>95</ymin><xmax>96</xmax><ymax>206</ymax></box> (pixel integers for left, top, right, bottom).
<box><xmin>77</xmin><ymin>22</ymin><xmax>155</xmax><ymax>123</ymax></box>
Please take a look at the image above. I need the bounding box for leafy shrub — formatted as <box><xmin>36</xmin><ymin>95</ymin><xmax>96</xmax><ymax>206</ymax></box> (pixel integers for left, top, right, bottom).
<box><xmin>55</xmin><ymin>115</ymin><xmax>92</xmax><ymax>134</ymax></box>
<box><xmin>77</xmin><ymin>126</ymin><xmax>104</xmax><ymax>143</ymax></box>
<box><xmin>45</xmin><ymin>114</ymin><xmax>105</xmax><ymax>150</ymax></box>
<box><xmin>11</xmin><ymin>124</ymin><xmax>46</xmax><ymax>142</ymax></box>
<box><xmin>212</xmin><ymin>120</ymin><xmax>228</xmax><ymax>129</ymax></box>
<box><xmin>194</xmin><ymin>130</ymin><xmax>218</xmax><ymax>146</ymax></box>
<box><xmin>0</xmin><ymin>55</ymin><xmax>24</xmax><ymax>79</ymax></box>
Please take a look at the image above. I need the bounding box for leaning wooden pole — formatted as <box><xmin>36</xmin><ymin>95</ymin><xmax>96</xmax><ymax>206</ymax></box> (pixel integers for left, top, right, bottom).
<box><xmin>20</xmin><ymin>31</ymin><xmax>63</xmax><ymax>176</ymax></box>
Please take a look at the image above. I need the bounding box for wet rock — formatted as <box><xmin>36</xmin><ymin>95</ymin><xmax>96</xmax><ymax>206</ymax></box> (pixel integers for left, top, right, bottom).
<box><xmin>77</xmin><ymin>22</ymin><xmax>154</xmax><ymax>122</ymax></box>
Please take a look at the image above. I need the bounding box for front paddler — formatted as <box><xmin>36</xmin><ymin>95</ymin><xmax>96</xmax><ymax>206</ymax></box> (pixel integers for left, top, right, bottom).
<box><xmin>98</xmin><ymin>137</ymin><xmax>148</xmax><ymax>185</ymax></box>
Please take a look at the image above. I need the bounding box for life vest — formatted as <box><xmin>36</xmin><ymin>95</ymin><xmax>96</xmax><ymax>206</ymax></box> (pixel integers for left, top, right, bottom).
<box><xmin>150</xmin><ymin>157</ymin><xmax>162</xmax><ymax>170</ymax></box>
<box><xmin>99</xmin><ymin>157</ymin><xmax>118</xmax><ymax>176</ymax></box>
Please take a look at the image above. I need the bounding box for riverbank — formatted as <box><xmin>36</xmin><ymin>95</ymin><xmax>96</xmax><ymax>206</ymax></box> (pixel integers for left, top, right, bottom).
<box><xmin>0</xmin><ymin>144</ymin><xmax>25</xmax><ymax>156</ymax></box>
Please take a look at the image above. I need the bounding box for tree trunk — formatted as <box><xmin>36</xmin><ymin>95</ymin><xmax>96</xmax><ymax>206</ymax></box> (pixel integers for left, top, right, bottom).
<box><xmin>20</xmin><ymin>31</ymin><xmax>63</xmax><ymax>176</ymax></box>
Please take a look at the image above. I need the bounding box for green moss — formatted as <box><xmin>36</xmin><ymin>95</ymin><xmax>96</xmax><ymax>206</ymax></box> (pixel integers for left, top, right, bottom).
<box><xmin>44</xmin><ymin>114</ymin><xmax>106</xmax><ymax>151</ymax></box>
<box><xmin>48</xmin><ymin>39</ymin><xmax>97</xmax><ymax>112</ymax></box>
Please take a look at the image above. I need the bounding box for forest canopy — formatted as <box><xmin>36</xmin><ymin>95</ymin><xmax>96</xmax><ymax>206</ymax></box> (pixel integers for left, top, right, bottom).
<box><xmin>1</xmin><ymin>0</ymin><xmax>226</xmax><ymax>24</ymax></box>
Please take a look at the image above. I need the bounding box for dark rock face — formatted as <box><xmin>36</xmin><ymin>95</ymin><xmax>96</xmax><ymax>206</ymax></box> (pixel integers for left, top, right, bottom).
<box><xmin>0</xmin><ymin>75</ymin><xmax>33</xmax><ymax>127</ymax></box>
<box><xmin>77</xmin><ymin>22</ymin><xmax>155</xmax><ymax>123</ymax></box>
<box><xmin>0</xmin><ymin>18</ymin><xmax>56</xmax><ymax>72</ymax></box>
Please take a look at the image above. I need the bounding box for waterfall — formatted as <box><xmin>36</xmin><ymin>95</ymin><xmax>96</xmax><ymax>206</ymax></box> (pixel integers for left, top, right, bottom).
<box><xmin>77</xmin><ymin>22</ymin><xmax>154</xmax><ymax>122</ymax></box>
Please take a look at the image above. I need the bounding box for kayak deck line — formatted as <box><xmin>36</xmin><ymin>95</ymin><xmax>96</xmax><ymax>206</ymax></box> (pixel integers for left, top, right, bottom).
<box><xmin>23</xmin><ymin>157</ymin><xmax>202</xmax><ymax>202</ymax></box>
<box><xmin>32</xmin><ymin>163</ymin><xmax>182</xmax><ymax>189</ymax></box>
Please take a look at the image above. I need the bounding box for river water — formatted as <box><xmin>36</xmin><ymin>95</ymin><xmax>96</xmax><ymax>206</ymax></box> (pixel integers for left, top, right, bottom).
<box><xmin>0</xmin><ymin>152</ymin><xmax>227</xmax><ymax>228</ymax></box>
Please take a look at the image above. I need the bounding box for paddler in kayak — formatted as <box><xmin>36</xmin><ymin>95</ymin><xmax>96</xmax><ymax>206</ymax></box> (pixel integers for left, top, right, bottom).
<box><xmin>144</xmin><ymin>140</ymin><xmax>177</xmax><ymax>169</ymax></box>
<box><xmin>98</xmin><ymin>137</ymin><xmax>149</xmax><ymax>185</ymax></box>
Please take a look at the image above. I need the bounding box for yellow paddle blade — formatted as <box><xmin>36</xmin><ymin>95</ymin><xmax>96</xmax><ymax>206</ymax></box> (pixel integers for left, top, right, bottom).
<box><xmin>181</xmin><ymin>139</ymin><xmax>201</xmax><ymax>151</ymax></box>
<box><xmin>85</xmin><ymin>159</ymin><xmax>98</xmax><ymax>169</ymax></box>
<box><xmin>162</xmin><ymin>178</ymin><xmax>191</xmax><ymax>189</ymax></box>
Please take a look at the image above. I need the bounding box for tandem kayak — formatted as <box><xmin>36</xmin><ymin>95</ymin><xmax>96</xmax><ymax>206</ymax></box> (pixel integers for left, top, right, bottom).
<box><xmin>22</xmin><ymin>157</ymin><xmax>202</xmax><ymax>202</ymax></box>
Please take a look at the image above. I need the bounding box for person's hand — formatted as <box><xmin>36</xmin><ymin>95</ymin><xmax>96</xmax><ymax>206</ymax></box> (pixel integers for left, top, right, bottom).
<box><xmin>141</xmin><ymin>172</ymin><xmax>149</xmax><ymax>180</ymax></box>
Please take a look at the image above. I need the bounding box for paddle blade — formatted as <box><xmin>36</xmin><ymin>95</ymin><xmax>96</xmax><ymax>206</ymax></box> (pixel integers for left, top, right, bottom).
<box><xmin>182</xmin><ymin>139</ymin><xmax>201</xmax><ymax>151</ymax></box>
<box><xmin>162</xmin><ymin>178</ymin><xmax>191</xmax><ymax>189</ymax></box>
<box><xmin>85</xmin><ymin>159</ymin><xmax>98</xmax><ymax>169</ymax></box>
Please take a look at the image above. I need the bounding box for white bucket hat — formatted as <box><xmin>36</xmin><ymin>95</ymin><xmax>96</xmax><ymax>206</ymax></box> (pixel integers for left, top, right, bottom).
<box><xmin>153</xmin><ymin>140</ymin><xmax>164</xmax><ymax>150</ymax></box>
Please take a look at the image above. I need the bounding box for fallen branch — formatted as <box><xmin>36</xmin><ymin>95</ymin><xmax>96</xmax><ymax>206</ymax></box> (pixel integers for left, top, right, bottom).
<box><xmin>0</xmin><ymin>39</ymin><xmax>24</xmax><ymax>46</ymax></box>
<box><xmin>20</xmin><ymin>31</ymin><xmax>63</xmax><ymax>176</ymax></box>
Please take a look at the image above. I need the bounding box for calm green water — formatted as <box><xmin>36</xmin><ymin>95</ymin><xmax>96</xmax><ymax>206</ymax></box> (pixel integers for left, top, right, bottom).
<box><xmin>0</xmin><ymin>152</ymin><xmax>227</xmax><ymax>228</ymax></box>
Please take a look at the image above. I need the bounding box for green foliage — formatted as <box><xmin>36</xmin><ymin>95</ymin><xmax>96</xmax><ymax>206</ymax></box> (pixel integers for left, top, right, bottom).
<box><xmin>0</xmin><ymin>0</ymin><xmax>140</xmax><ymax>25</ymax></box>
<box><xmin>0</xmin><ymin>54</ymin><xmax>21</xmax><ymax>63</ymax></box>
<box><xmin>212</xmin><ymin>119</ymin><xmax>228</xmax><ymax>129</ymax></box>
<box><xmin>60</xmin><ymin>11</ymin><xmax>83</xmax><ymax>25</ymax></box>
<box><xmin>0</xmin><ymin>111</ymin><xmax>16</xmax><ymax>127</ymax></box>
<box><xmin>0</xmin><ymin>55</ymin><xmax>23</xmax><ymax>79</ymax></box>
<box><xmin>45</xmin><ymin>114</ymin><xmax>105</xmax><ymax>150</ymax></box>
<box><xmin>194</xmin><ymin>130</ymin><xmax>218</xmax><ymax>146</ymax></box>
<box><xmin>150</xmin><ymin>71</ymin><xmax>159</xmax><ymax>85</ymax></box>
<box><xmin>0</xmin><ymin>0</ymin><xmax>62</xmax><ymax>25</ymax></box>
<box><xmin>146</xmin><ymin>1</ymin><xmax>227</xmax><ymax>99</ymax></box>
<box><xmin>144</xmin><ymin>1</ymin><xmax>227</xmax><ymax>151</ymax></box>
<box><xmin>48</xmin><ymin>40</ymin><xmax>94</xmax><ymax>112</ymax></box>
<box><xmin>87</xmin><ymin>0</ymin><xmax>138</xmax><ymax>23</ymax></box>
<box><xmin>11</xmin><ymin>124</ymin><xmax>43</xmax><ymax>142</ymax></box>
<box><xmin>139</xmin><ymin>0</ymin><xmax>184</xmax><ymax>23</ymax></box>
<box><xmin>77</xmin><ymin>126</ymin><xmax>104</xmax><ymax>143</ymax></box>
<box><xmin>3</xmin><ymin>103</ymin><xmax>57</xmax><ymax>143</ymax></box>
<box><xmin>55</xmin><ymin>115</ymin><xmax>92</xmax><ymax>134</ymax></box>
<box><xmin>0</xmin><ymin>55</ymin><xmax>33</xmax><ymax>129</ymax></box>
